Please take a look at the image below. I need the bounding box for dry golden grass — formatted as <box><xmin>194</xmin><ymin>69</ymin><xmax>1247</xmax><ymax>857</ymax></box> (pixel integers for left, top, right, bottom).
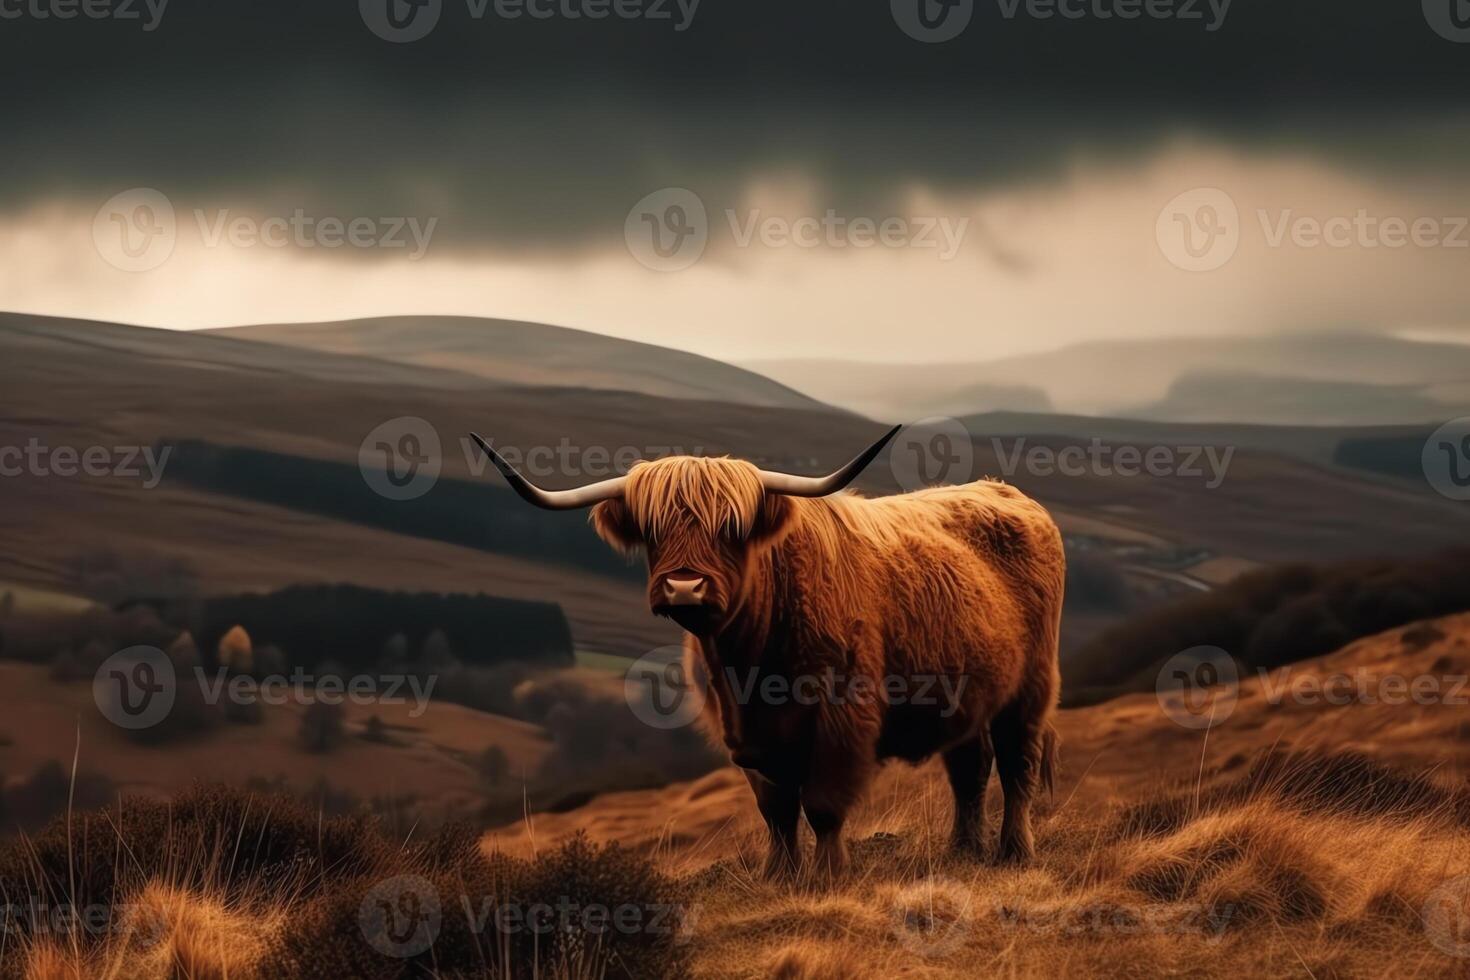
<box><xmin>671</xmin><ymin>768</ymin><xmax>1470</xmax><ymax>979</ymax></box>
<box><xmin>19</xmin><ymin>883</ymin><xmax>281</xmax><ymax>980</ymax></box>
<box><xmin>492</xmin><ymin>613</ymin><xmax>1470</xmax><ymax>979</ymax></box>
<box><xmin>6</xmin><ymin>614</ymin><xmax>1470</xmax><ymax>978</ymax></box>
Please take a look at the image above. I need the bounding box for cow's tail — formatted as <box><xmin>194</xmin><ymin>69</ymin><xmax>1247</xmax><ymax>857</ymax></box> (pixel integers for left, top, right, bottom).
<box><xmin>1039</xmin><ymin>721</ymin><xmax>1059</xmax><ymax>797</ymax></box>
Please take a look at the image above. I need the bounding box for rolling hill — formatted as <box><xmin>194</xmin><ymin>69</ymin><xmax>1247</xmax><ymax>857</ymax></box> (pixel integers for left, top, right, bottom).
<box><xmin>3</xmin><ymin>312</ymin><xmax>1467</xmax><ymax>664</ymax></box>
<box><xmin>209</xmin><ymin>315</ymin><xmax>829</xmax><ymax>410</ymax></box>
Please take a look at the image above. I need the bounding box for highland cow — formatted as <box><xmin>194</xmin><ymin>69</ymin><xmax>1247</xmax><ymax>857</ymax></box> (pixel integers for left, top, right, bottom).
<box><xmin>472</xmin><ymin>427</ymin><xmax>1064</xmax><ymax>878</ymax></box>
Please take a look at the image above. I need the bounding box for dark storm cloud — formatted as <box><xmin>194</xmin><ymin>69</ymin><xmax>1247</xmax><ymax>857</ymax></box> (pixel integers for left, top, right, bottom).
<box><xmin>1</xmin><ymin>0</ymin><xmax>1466</xmax><ymax>249</ymax></box>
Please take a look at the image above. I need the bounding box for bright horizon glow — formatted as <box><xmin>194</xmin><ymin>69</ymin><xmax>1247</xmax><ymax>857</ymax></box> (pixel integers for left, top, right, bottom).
<box><xmin>3</xmin><ymin>139</ymin><xmax>1469</xmax><ymax>365</ymax></box>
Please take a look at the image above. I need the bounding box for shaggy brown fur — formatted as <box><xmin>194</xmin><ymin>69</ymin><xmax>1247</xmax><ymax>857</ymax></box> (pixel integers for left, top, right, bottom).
<box><xmin>591</xmin><ymin>456</ymin><xmax>1065</xmax><ymax>878</ymax></box>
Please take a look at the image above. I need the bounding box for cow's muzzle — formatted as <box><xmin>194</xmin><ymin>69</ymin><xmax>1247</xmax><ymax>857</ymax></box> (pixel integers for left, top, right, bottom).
<box><xmin>661</xmin><ymin>576</ymin><xmax>708</xmax><ymax>606</ymax></box>
<box><xmin>652</xmin><ymin>573</ymin><xmax>721</xmax><ymax>635</ymax></box>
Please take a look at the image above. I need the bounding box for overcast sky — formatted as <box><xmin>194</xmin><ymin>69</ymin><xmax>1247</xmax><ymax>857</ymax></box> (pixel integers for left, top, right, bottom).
<box><xmin>2</xmin><ymin>0</ymin><xmax>1468</xmax><ymax>362</ymax></box>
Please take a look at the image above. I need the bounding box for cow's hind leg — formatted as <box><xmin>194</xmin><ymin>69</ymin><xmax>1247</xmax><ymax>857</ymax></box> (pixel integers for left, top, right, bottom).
<box><xmin>990</xmin><ymin>697</ymin><xmax>1055</xmax><ymax>865</ymax></box>
<box><xmin>748</xmin><ymin>773</ymin><xmax>802</xmax><ymax>879</ymax></box>
<box><xmin>941</xmin><ymin>734</ymin><xmax>993</xmax><ymax>855</ymax></box>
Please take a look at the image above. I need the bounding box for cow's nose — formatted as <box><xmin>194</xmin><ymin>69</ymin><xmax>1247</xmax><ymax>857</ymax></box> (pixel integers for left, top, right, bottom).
<box><xmin>662</xmin><ymin>576</ymin><xmax>709</xmax><ymax>606</ymax></box>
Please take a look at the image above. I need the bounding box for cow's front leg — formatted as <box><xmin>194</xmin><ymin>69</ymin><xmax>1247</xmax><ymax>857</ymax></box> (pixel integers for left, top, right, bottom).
<box><xmin>804</xmin><ymin>805</ymin><xmax>848</xmax><ymax>880</ymax></box>
<box><xmin>746</xmin><ymin>771</ymin><xmax>801</xmax><ymax>879</ymax></box>
<box><xmin>801</xmin><ymin>757</ymin><xmax>871</xmax><ymax>881</ymax></box>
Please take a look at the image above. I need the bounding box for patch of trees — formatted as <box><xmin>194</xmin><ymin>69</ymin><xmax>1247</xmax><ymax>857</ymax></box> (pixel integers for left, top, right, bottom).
<box><xmin>163</xmin><ymin>439</ymin><xmax>641</xmax><ymax>581</ymax></box>
<box><xmin>124</xmin><ymin>584</ymin><xmax>573</xmax><ymax>674</ymax></box>
<box><xmin>1065</xmin><ymin>547</ymin><xmax>1470</xmax><ymax>706</ymax></box>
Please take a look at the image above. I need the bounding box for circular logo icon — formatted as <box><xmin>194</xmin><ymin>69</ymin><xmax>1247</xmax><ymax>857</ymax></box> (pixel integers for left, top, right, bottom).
<box><xmin>360</xmin><ymin>417</ymin><xmax>442</xmax><ymax>501</ymax></box>
<box><xmin>1155</xmin><ymin>646</ymin><xmax>1239</xmax><ymax>729</ymax></box>
<box><xmin>625</xmin><ymin>188</ymin><xmax>709</xmax><ymax>272</ymax></box>
<box><xmin>93</xmin><ymin>646</ymin><xmax>177</xmax><ymax>730</ymax></box>
<box><xmin>359</xmin><ymin>875</ymin><xmax>442</xmax><ymax>958</ymax></box>
<box><xmin>891</xmin><ymin>0</ymin><xmax>974</xmax><ymax>42</ymax></box>
<box><xmin>624</xmin><ymin>645</ymin><xmax>706</xmax><ymax>730</ymax></box>
<box><xmin>1156</xmin><ymin>187</ymin><xmax>1240</xmax><ymax>272</ymax></box>
<box><xmin>93</xmin><ymin>188</ymin><xmax>176</xmax><ymax>273</ymax></box>
<box><xmin>889</xmin><ymin>876</ymin><xmax>973</xmax><ymax>957</ymax></box>
<box><xmin>1423</xmin><ymin>417</ymin><xmax>1470</xmax><ymax>501</ymax></box>
<box><xmin>889</xmin><ymin>417</ymin><xmax>975</xmax><ymax>492</ymax></box>
<box><xmin>1424</xmin><ymin>875</ymin><xmax>1470</xmax><ymax>957</ymax></box>
<box><xmin>360</xmin><ymin>0</ymin><xmax>442</xmax><ymax>42</ymax></box>
<box><xmin>1424</xmin><ymin>0</ymin><xmax>1470</xmax><ymax>42</ymax></box>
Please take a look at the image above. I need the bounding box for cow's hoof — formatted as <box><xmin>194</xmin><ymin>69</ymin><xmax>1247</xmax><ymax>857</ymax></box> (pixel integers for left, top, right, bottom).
<box><xmin>949</xmin><ymin>836</ymin><xmax>987</xmax><ymax>860</ymax></box>
<box><xmin>994</xmin><ymin>842</ymin><xmax>1034</xmax><ymax>866</ymax></box>
<box><xmin>762</xmin><ymin>854</ymin><xmax>799</xmax><ymax>882</ymax></box>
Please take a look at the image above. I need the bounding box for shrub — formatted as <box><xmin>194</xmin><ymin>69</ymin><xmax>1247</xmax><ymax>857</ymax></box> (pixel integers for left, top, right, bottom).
<box><xmin>0</xmin><ymin>760</ymin><xmax>114</xmax><ymax>836</ymax></box>
<box><xmin>478</xmin><ymin>745</ymin><xmax>511</xmax><ymax>789</ymax></box>
<box><xmin>299</xmin><ymin>699</ymin><xmax>345</xmax><ymax>753</ymax></box>
<box><xmin>361</xmin><ymin>714</ymin><xmax>394</xmax><ymax>744</ymax></box>
<box><xmin>1065</xmin><ymin>550</ymin><xmax>1133</xmax><ymax>611</ymax></box>
<box><xmin>1066</xmin><ymin>547</ymin><xmax>1470</xmax><ymax>705</ymax></box>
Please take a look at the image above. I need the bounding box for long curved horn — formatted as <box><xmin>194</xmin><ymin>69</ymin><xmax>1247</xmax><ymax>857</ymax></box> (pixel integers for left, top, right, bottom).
<box><xmin>469</xmin><ymin>433</ymin><xmax>626</xmax><ymax>510</ymax></box>
<box><xmin>757</xmin><ymin>424</ymin><xmax>902</xmax><ymax>497</ymax></box>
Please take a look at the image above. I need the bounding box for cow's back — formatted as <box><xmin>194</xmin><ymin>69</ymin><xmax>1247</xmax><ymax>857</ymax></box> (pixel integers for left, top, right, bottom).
<box><xmin>839</xmin><ymin>480</ymin><xmax>1065</xmax><ymax>729</ymax></box>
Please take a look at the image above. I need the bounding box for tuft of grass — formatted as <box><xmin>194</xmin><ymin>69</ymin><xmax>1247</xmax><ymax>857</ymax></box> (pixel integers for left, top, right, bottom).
<box><xmin>0</xmin><ymin>785</ymin><xmax>689</xmax><ymax>980</ymax></box>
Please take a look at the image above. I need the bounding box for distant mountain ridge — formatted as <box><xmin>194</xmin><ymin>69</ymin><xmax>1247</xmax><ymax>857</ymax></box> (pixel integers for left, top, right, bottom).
<box><xmin>746</xmin><ymin>332</ymin><xmax>1470</xmax><ymax>424</ymax></box>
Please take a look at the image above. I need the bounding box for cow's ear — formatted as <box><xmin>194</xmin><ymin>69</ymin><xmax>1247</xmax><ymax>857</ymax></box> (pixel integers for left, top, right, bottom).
<box><xmin>750</xmin><ymin>492</ymin><xmax>797</xmax><ymax>548</ymax></box>
<box><xmin>590</xmin><ymin>498</ymin><xmax>643</xmax><ymax>553</ymax></box>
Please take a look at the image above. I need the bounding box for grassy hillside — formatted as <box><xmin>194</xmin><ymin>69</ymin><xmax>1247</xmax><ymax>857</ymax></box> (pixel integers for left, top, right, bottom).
<box><xmin>7</xmin><ymin>614</ymin><xmax>1469</xmax><ymax>978</ymax></box>
<box><xmin>211</xmin><ymin>316</ymin><xmax>829</xmax><ymax>410</ymax></box>
<box><xmin>4</xmin><ymin>312</ymin><xmax>1468</xmax><ymax>664</ymax></box>
<box><xmin>482</xmin><ymin>613</ymin><xmax>1470</xmax><ymax>978</ymax></box>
